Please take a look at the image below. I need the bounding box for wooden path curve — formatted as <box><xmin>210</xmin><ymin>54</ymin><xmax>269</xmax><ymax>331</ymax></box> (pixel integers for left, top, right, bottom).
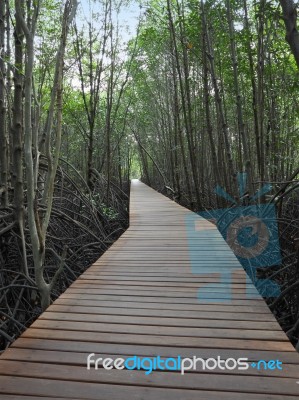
<box><xmin>0</xmin><ymin>179</ymin><xmax>298</xmax><ymax>399</ymax></box>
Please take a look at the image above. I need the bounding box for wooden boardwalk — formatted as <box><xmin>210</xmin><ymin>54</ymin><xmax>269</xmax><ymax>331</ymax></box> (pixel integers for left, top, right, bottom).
<box><xmin>0</xmin><ymin>179</ymin><xmax>298</xmax><ymax>399</ymax></box>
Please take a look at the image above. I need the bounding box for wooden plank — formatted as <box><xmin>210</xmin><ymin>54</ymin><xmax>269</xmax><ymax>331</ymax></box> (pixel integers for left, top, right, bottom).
<box><xmin>71</xmin><ymin>280</ymin><xmax>258</xmax><ymax>289</ymax></box>
<box><xmin>0</xmin><ymin>397</ymin><xmax>74</xmax><ymax>400</ymax></box>
<box><xmin>48</xmin><ymin>304</ymin><xmax>277</xmax><ymax>321</ymax></box>
<box><xmin>53</xmin><ymin>298</ymin><xmax>272</xmax><ymax>312</ymax></box>
<box><xmin>40</xmin><ymin>310</ymin><xmax>280</xmax><ymax>330</ymax></box>
<box><xmin>21</xmin><ymin>328</ymin><xmax>294</xmax><ymax>351</ymax></box>
<box><xmin>11</xmin><ymin>338</ymin><xmax>299</xmax><ymax>363</ymax></box>
<box><xmin>73</xmin><ymin>279</ymin><xmax>257</xmax><ymax>288</ymax></box>
<box><xmin>0</xmin><ymin>360</ymin><xmax>299</xmax><ymax>396</ymax></box>
<box><xmin>30</xmin><ymin>319</ymin><xmax>289</xmax><ymax>341</ymax></box>
<box><xmin>1</xmin><ymin>376</ymin><xmax>298</xmax><ymax>400</ymax></box>
<box><xmin>69</xmin><ymin>287</ymin><xmax>259</xmax><ymax>296</ymax></box>
<box><xmin>59</xmin><ymin>292</ymin><xmax>272</xmax><ymax>306</ymax></box>
<box><xmin>2</xmin><ymin>348</ymin><xmax>299</xmax><ymax>377</ymax></box>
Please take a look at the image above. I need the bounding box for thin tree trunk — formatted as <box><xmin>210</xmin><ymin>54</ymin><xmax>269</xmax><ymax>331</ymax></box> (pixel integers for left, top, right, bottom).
<box><xmin>257</xmin><ymin>0</ymin><xmax>266</xmax><ymax>183</ymax></box>
<box><xmin>201</xmin><ymin>0</ymin><xmax>237</xmax><ymax>197</ymax></box>
<box><xmin>226</xmin><ymin>0</ymin><xmax>253</xmax><ymax>195</ymax></box>
<box><xmin>243</xmin><ymin>0</ymin><xmax>261</xmax><ymax>180</ymax></box>
<box><xmin>167</xmin><ymin>0</ymin><xmax>200</xmax><ymax>208</ymax></box>
<box><xmin>280</xmin><ymin>0</ymin><xmax>299</xmax><ymax>69</ymax></box>
<box><xmin>0</xmin><ymin>0</ymin><xmax>8</xmax><ymax>207</ymax></box>
<box><xmin>170</xmin><ymin>35</ymin><xmax>192</xmax><ymax>205</ymax></box>
<box><xmin>202</xmin><ymin>20</ymin><xmax>221</xmax><ymax>190</ymax></box>
<box><xmin>12</xmin><ymin>0</ymin><xmax>28</xmax><ymax>276</ymax></box>
<box><xmin>17</xmin><ymin>0</ymin><xmax>77</xmax><ymax>310</ymax></box>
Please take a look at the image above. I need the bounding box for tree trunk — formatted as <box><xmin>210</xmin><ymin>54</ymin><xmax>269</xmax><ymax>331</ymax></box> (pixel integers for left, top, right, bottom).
<box><xmin>17</xmin><ymin>0</ymin><xmax>77</xmax><ymax>310</ymax></box>
<box><xmin>12</xmin><ymin>0</ymin><xmax>27</xmax><ymax>276</ymax></box>
<box><xmin>226</xmin><ymin>0</ymin><xmax>253</xmax><ymax>196</ymax></box>
<box><xmin>0</xmin><ymin>0</ymin><xmax>8</xmax><ymax>207</ymax></box>
<box><xmin>201</xmin><ymin>0</ymin><xmax>237</xmax><ymax>197</ymax></box>
<box><xmin>280</xmin><ymin>0</ymin><xmax>299</xmax><ymax>69</ymax></box>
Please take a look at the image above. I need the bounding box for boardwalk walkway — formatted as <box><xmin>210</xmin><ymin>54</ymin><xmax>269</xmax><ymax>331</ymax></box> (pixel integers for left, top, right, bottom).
<box><xmin>0</xmin><ymin>179</ymin><xmax>298</xmax><ymax>399</ymax></box>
